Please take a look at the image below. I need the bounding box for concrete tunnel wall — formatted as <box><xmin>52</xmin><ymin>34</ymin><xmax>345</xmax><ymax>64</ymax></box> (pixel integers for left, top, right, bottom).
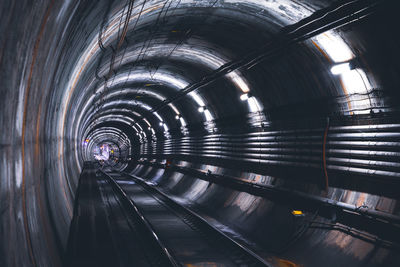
<box><xmin>0</xmin><ymin>0</ymin><xmax>399</xmax><ymax>266</ymax></box>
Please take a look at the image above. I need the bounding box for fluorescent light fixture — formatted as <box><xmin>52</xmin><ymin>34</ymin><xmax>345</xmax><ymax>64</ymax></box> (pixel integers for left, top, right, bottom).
<box><xmin>136</xmin><ymin>123</ymin><xmax>143</xmax><ymax>131</ymax></box>
<box><xmin>248</xmin><ymin>97</ymin><xmax>261</xmax><ymax>112</ymax></box>
<box><xmin>240</xmin><ymin>93</ymin><xmax>249</xmax><ymax>101</ymax></box>
<box><xmin>198</xmin><ymin>106</ymin><xmax>205</xmax><ymax>113</ymax></box>
<box><xmin>168</xmin><ymin>103</ymin><xmax>180</xmax><ymax>114</ymax></box>
<box><xmin>163</xmin><ymin>123</ymin><xmax>169</xmax><ymax>131</ymax></box>
<box><xmin>341</xmin><ymin>69</ymin><xmax>371</xmax><ymax>94</ymax></box>
<box><xmin>313</xmin><ymin>31</ymin><xmax>354</xmax><ymax>62</ymax></box>
<box><xmin>154</xmin><ymin>112</ymin><xmax>163</xmax><ymax>121</ymax></box>
<box><xmin>189</xmin><ymin>92</ymin><xmax>205</xmax><ymax>106</ymax></box>
<box><xmin>331</xmin><ymin>63</ymin><xmax>351</xmax><ymax>75</ymax></box>
<box><xmin>179</xmin><ymin>117</ymin><xmax>186</xmax><ymax>126</ymax></box>
<box><xmin>143</xmin><ymin>118</ymin><xmax>151</xmax><ymax>126</ymax></box>
<box><xmin>229</xmin><ymin>73</ymin><xmax>250</xmax><ymax>93</ymax></box>
<box><xmin>204</xmin><ymin>109</ymin><xmax>213</xmax><ymax>121</ymax></box>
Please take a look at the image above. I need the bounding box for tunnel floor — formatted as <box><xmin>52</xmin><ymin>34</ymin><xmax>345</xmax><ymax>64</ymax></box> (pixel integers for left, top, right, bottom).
<box><xmin>65</xmin><ymin>163</ymin><xmax>269</xmax><ymax>267</ymax></box>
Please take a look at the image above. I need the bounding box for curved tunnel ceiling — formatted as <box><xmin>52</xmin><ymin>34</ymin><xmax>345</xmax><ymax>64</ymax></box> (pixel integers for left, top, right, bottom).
<box><xmin>1</xmin><ymin>0</ymin><xmax>399</xmax><ymax>266</ymax></box>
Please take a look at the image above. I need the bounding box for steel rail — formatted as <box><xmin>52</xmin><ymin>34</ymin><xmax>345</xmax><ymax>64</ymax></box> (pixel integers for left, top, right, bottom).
<box><xmin>123</xmin><ymin>172</ymin><xmax>272</xmax><ymax>267</ymax></box>
<box><xmin>100</xmin><ymin>170</ymin><xmax>180</xmax><ymax>267</ymax></box>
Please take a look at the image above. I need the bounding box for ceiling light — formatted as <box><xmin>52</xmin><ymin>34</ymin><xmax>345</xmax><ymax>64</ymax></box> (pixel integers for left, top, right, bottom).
<box><xmin>198</xmin><ymin>106</ymin><xmax>205</xmax><ymax>113</ymax></box>
<box><xmin>175</xmin><ymin>115</ymin><xmax>180</xmax><ymax>120</ymax></box>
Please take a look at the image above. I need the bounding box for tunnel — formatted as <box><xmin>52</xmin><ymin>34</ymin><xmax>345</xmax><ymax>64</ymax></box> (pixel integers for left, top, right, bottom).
<box><xmin>1</xmin><ymin>0</ymin><xmax>399</xmax><ymax>266</ymax></box>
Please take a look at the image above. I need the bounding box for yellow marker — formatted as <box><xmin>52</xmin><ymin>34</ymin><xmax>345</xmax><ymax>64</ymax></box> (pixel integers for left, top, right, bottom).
<box><xmin>291</xmin><ymin>210</ymin><xmax>303</xmax><ymax>216</ymax></box>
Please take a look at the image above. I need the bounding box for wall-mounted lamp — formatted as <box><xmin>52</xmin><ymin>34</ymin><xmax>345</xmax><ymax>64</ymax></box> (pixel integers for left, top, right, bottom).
<box><xmin>331</xmin><ymin>62</ymin><xmax>354</xmax><ymax>75</ymax></box>
<box><xmin>240</xmin><ymin>93</ymin><xmax>249</xmax><ymax>101</ymax></box>
<box><xmin>240</xmin><ymin>93</ymin><xmax>252</xmax><ymax>101</ymax></box>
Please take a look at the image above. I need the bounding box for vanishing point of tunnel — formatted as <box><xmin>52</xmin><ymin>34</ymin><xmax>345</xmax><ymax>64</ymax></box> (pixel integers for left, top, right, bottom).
<box><xmin>1</xmin><ymin>0</ymin><xmax>399</xmax><ymax>266</ymax></box>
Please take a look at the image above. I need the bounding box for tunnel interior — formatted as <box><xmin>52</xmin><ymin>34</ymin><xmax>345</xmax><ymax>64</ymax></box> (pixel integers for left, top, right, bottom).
<box><xmin>1</xmin><ymin>0</ymin><xmax>400</xmax><ymax>266</ymax></box>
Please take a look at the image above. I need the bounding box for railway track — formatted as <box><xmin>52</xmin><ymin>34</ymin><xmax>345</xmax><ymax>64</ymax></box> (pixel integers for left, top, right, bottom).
<box><xmin>100</xmin><ymin>170</ymin><xmax>270</xmax><ymax>267</ymax></box>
